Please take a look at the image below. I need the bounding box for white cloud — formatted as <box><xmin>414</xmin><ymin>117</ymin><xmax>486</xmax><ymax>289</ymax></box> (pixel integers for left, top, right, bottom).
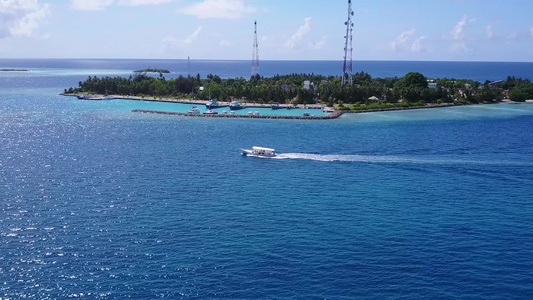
<box><xmin>118</xmin><ymin>0</ymin><xmax>172</xmax><ymax>6</ymax></box>
<box><xmin>70</xmin><ymin>0</ymin><xmax>113</xmax><ymax>11</ymax></box>
<box><xmin>0</xmin><ymin>0</ymin><xmax>50</xmax><ymax>38</ymax></box>
<box><xmin>450</xmin><ymin>15</ymin><xmax>467</xmax><ymax>40</ymax></box>
<box><xmin>71</xmin><ymin>0</ymin><xmax>171</xmax><ymax>10</ymax></box>
<box><xmin>178</xmin><ymin>0</ymin><xmax>256</xmax><ymax>20</ymax></box>
<box><xmin>391</xmin><ymin>29</ymin><xmax>414</xmax><ymax>51</ymax></box>
<box><xmin>184</xmin><ymin>26</ymin><xmax>202</xmax><ymax>44</ymax></box>
<box><xmin>286</xmin><ymin>17</ymin><xmax>312</xmax><ymax>49</ymax></box>
<box><xmin>444</xmin><ymin>15</ymin><xmax>474</xmax><ymax>51</ymax></box>
<box><xmin>506</xmin><ymin>31</ymin><xmax>517</xmax><ymax>40</ymax></box>
<box><xmin>391</xmin><ymin>29</ymin><xmax>426</xmax><ymax>53</ymax></box>
<box><xmin>411</xmin><ymin>36</ymin><xmax>426</xmax><ymax>52</ymax></box>
<box><xmin>219</xmin><ymin>40</ymin><xmax>230</xmax><ymax>46</ymax></box>
<box><xmin>308</xmin><ymin>37</ymin><xmax>326</xmax><ymax>50</ymax></box>
<box><xmin>164</xmin><ymin>26</ymin><xmax>203</xmax><ymax>48</ymax></box>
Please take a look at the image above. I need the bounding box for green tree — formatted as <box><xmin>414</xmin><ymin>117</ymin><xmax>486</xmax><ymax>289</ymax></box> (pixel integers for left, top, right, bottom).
<box><xmin>394</xmin><ymin>72</ymin><xmax>428</xmax><ymax>102</ymax></box>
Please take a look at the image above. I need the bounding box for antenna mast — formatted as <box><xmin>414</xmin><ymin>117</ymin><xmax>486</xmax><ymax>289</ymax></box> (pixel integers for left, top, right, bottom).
<box><xmin>342</xmin><ymin>0</ymin><xmax>354</xmax><ymax>87</ymax></box>
<box><xmin>252</xmin><ymin>20</ymin><xmax>260</xmax><ymax>77</ymax></box>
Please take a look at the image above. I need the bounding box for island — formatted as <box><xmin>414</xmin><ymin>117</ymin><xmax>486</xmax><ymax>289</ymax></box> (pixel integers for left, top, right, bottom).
<box><xmin>62</xmin><ymin>71</ymin><xmax>533</xmax><ymax>119</ymax></box>
<box><xmin>134</xmin><ymin>68</ymin><xmax>171</xmax><ymax>74</ymax></box>
<box><xmin>0</xmin><ymin>69</ymin><xmax>29</xmax><ymax>72</ymax></box>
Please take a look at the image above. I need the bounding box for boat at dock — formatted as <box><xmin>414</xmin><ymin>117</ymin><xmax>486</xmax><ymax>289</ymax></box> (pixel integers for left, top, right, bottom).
<box><xmin>76</xmin><ymin>94</ymin><xmax>102</xmax><ymax>100</ymax></box>
<box><xmin>241</xmin><ymin>146</ymin><xmax>276</xmax><ymax>158</ymax></box>
<box><xmin>188</xmin><ymin>106</ymin><xmax>201</xmax><ymax>114</ymax></box>
<box><xmin>229</xmin><ymin>101</ymin><xmax>244</xmax><ymax>110</ymax></box>
<box><xmin>271</xmin><ymin>103</ymin><xmax>281</xmax><ymax>110</ymax></box>
<box><xmin>206</xmin><ymin>99</ymin><xmax>225</xmax><ymax>109</ymax></box>
<box><xmin>203</xmin><ymin>109</ymin><xmax>218</xmax><ymax>115</ymax></box>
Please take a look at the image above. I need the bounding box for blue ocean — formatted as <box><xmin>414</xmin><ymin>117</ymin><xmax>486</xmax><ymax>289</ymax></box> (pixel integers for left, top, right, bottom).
<box><xmin>1</xmin><ymin>59</ymin><xmax>533</xmax><ymax>299</ymax></box>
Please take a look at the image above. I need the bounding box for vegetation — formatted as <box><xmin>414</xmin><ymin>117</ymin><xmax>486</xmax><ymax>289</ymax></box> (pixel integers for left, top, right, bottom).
<box><xmin>134</xmin><ymin>68</ymin><xmax>171</xmax><ymax>74</ymax></box>
<box><xmin>64</xmin><ymin>71</ymin><xmax>533</xmax><ymax>109</ymax></box>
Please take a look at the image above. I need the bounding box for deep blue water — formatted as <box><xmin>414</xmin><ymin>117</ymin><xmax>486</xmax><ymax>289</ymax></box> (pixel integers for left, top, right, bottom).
<box><xmin>1</xmin><ymin>58</ymin><xmax>533</xmax><ymax>81</ymax></box>
<box><xmin>1</xmin><ymin>60</ymin><xmax>533</xmax><ymax>299</ymax></box>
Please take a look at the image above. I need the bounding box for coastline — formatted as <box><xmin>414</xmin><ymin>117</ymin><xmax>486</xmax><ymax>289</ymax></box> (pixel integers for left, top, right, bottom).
<box><xmin>60</xmin><ymin>93</ymin><xmax>323</xmax><ymax>109</ymax></box>
<box><xmin>61</xmin><ymin>93</ymin><xmax>480</xmax><ymax>120</ymax></box>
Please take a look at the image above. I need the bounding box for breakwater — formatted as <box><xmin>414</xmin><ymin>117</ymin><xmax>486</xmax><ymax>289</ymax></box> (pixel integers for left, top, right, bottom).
<box><xmin>132</xmin><ymin>109</ymin><xmax>344</xmax><ymax>120</ymax></box>
<box><xmin>342</xmin><ymin>103</ymin><xmax>463</xmax><ymax>114</ymax></box>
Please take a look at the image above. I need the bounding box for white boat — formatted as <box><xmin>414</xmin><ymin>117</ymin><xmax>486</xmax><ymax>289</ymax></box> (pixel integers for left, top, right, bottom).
<box><xmin>206</xmin><ymin>99</ymin><xmax>225</xmax><ymax>109</ymax></box>
<box><xmin>203</xmin><ymin>109</ymin><xmax>218</xmax><ymax>115</ymax></box>
<box><xmin>241</xmin><ymin>146</ymin><xmax>276</xmax><ymax>158</ymax></box>
<box><xmin>323</xmin><ymin>107</ymin><xmax>335</xmax><ymax>113</ymax></box>
<box><xmin>188</xmin><ymin>106</ymin><xmax>201</xmax><ymax>114</ymax></box>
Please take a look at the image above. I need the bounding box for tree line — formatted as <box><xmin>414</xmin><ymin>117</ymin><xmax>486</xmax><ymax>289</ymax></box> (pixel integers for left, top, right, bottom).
<box><xmin>64</xmin><ymin>72</ymin><xmax>533</xmax><ymax>107</ymax></box>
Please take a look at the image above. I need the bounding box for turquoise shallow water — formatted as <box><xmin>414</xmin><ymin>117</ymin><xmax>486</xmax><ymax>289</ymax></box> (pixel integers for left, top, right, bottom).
<box><xmin>1</xmin><ymin>63</ymin><xmax>533</xmax><ymax>299</ymax></box>
<box><xmin>76</xmin><ymin>98</ymin><xmax>329</xmax><ymax>117</ymax></box>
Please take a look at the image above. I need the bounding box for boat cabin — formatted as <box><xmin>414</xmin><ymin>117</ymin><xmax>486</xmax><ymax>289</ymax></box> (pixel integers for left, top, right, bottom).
<box><xmin>252</xmin><ymin>146</ymin><xmax>276</xmax><ymax>157</ymax></box>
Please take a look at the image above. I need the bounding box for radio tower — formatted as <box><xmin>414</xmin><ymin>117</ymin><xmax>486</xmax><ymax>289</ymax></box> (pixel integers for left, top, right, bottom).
<box><xmin>342</xmin><ymin>0</ymin><xmax>354</xmax><ymax>87</ymax></box>
<box><xmin>251</xmin><ymin>20</ymin><xmax>260</xmax><ymax>77</ymax></box>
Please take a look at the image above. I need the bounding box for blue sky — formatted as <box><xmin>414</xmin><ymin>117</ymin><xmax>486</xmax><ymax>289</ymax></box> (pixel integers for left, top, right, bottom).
<box><xmin>0</xmin><ymin>0</ymin><xmax>532</xmax><ymax>61</ymax></box>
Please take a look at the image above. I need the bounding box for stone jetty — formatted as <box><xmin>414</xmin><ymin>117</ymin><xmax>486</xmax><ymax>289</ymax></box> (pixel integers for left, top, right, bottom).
<box><xmin>132</xmin><ymin>109</ymin><xmax>344</xmax><ymax>120</ymax></box>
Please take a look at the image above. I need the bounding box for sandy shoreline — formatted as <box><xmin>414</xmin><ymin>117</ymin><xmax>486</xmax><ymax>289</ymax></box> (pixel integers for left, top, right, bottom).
<box><xmin>61</xmin><ymin>93</ymin><xmax>323</xmax><ymax>109</ymax></box>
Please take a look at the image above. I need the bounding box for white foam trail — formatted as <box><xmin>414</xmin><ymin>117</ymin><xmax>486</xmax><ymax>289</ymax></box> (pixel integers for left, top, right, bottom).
<box><xmin>274</xmin><ymin>153</ymin><xmax>533</xmax><ymax>166</ymax></box>
<box><xmin>276</xmin><ymin>153</ymin><xmax>409</xmax><ymax>163</ymax></box>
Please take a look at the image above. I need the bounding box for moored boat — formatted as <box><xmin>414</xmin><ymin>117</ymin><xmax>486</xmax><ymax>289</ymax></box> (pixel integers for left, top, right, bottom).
<box><xmin>203</xmin><ymin>109</ymin><xmax>218</xmax><ymax>115</ymax></box>
<box><xmin>229</xmin><ymin>100</ymin><xmax>243</xmax><ymax>110</ymax></box>
<box><xmin>241</xmin><ymin>146</ymin><xmax>276</xmax><ymax>158</ymax></box>
<box><xmin>206</xmin><ymin>99</ymin><xmax>225</xmax><ymax>109</ymax></box>
<box><xmin>271</xmin><ymin>103</ymin><xmax>281</xmax><ymax>110</ymax></box>
<box><xmin>188</xmin><ymin>106</ymin><xmax>201</xmax><ymax>114</ymax></box>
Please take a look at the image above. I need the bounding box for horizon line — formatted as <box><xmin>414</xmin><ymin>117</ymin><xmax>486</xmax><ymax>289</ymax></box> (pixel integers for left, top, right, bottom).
<box><xmin>1</xmin><ymin>57</ymin><xmax>533</xmax><ymax>64</ymax></box>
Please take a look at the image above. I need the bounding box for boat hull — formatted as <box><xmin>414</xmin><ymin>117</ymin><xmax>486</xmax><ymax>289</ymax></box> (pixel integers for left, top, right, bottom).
<box><xmin>206</xmin><ymin>105</ymin><xmax>227</xmax><ymax>109</ymax></box>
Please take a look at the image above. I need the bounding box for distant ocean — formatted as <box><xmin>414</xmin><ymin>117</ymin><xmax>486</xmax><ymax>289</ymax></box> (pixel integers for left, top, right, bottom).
<box><xmin>1</xmin><ymin>58</ymin><xmax>533</xmax><ymax>81</ymax></box>
<box><xmin>1</xmin><ymin>59</ymin><xmax>533</xmax><ymax>299</ymax></box>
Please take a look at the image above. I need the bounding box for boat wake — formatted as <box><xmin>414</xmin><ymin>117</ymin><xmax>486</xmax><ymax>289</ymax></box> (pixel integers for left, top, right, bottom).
<box><xmin>274</xmin><ymin>153</ymin><xmax>412</xmax><ymax>163</ymax></box>
<box><xmin>274</xmin><ymin>153</ymin><xmax>533</xmax><ymax>167</ymax></box>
